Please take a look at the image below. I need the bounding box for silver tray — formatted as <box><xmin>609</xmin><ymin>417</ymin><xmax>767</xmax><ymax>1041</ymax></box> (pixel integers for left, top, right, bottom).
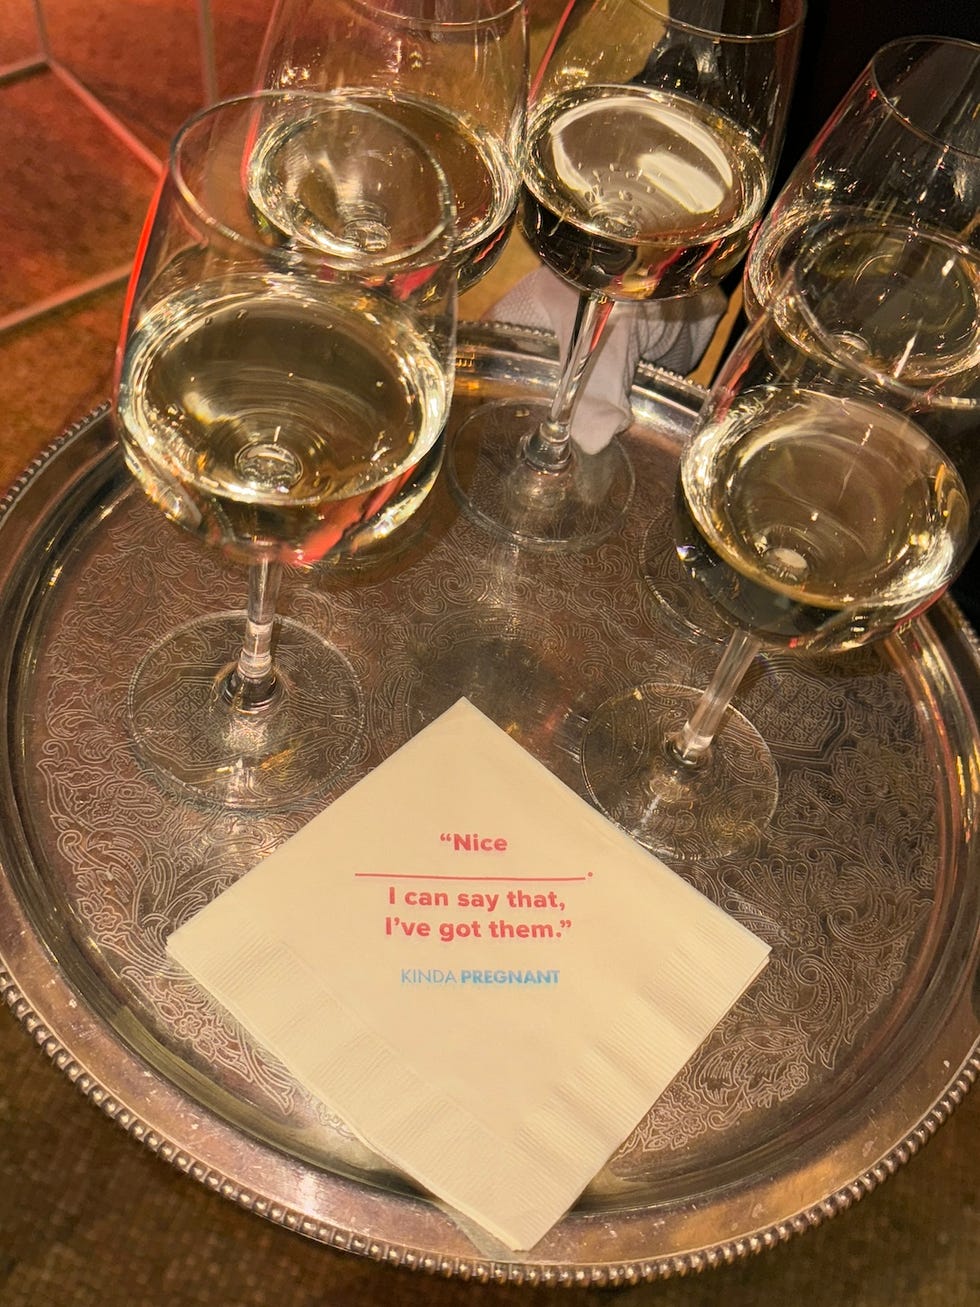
<box><xmin>1</xmin><ymin>323</ymin><xmax>978</xmax><ymax>1287</ymax></box>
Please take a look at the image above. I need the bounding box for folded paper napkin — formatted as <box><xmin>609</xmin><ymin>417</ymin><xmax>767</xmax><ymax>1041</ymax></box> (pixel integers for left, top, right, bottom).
<box><xmin>488</xmin><ymin>266</ymin><xmax>726</xmax><ymax>454</ymax></box>
<box><xmin>168</xmin><ymin>699</ymin><xmax>769</xmax><ymax>1251</ymax></box>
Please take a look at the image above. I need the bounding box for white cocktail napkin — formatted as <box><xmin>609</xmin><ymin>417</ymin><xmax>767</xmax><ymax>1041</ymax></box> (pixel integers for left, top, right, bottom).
<box><xmin>488</xmin><ymin>266</ymin><xmax>726</xmax><ymax>453</ymax></box>
<box><xmin>168</xmin><ymin>699</ymin><xmax>769</xmax><ymax>1251</ymax></box>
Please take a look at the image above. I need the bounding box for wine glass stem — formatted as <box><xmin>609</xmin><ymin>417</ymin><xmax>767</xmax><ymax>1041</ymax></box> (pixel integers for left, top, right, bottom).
<box><xmin>524</xmin><ymin>292</ymin><xmax>614</xmax><ymax>473</ymax></box>
<box><xmin>222</xmin><ymin>560</ymin><xmax>283</xmax><ymax>711</ymax></box>
<box><xmin>671</xmin><ymin>629</ymin><xmax>762</xmax><ymax>766</ymax></box>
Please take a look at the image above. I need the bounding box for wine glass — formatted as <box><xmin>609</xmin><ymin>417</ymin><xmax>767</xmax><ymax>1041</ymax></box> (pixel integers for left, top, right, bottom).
<box><xmin>581</xmin><ymin>217</ymin><xmax>980</xmax><ymax>860</ymax></box>
<box><xmin>254</xmin><ymin>0</ymin><xmax>528</xmax><ymax>294</ymax></box>
<box><xmin>445</xmin><ymin>0</ymin><xmax>805</xmax><ymax>551</ymax></box>
<box><xmin>641</xmin><ymin>34</ymin><xmax>980</xmax><ymax>640</ymax></box>
<box><xmin>114</xmin><ymin>91</ymin><xmax>457</xmax><ymax>809</ymax></box>
<box><xmin>745</xmin><ymin>35</ymin><xmax>980</xmax><ymax>318</ymax></box>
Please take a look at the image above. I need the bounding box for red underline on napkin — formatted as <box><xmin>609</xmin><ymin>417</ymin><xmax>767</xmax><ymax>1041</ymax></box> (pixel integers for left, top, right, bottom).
<box><xmin>354</xmin><ymin>873</ymin><xmax>590</xmax><ymax>883</ymax></box>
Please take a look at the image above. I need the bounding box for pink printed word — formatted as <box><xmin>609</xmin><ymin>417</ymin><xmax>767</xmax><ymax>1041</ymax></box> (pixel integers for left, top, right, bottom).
<box><xmin>440</xmin><ymin>831</ymin><xmax>508</xmax><ymax>852</ymax></box>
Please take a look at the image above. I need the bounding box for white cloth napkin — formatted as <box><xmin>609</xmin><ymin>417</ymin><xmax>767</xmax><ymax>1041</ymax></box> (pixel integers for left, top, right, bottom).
<box><xmin>488</xmin><ymin>266</ymin><xmax>726</xmax><ymax>453</ymax></box>
<box><xmin>168</xmin><ymin>699</ymin><xmax>769</xmax><ymax>1251</ymax></box>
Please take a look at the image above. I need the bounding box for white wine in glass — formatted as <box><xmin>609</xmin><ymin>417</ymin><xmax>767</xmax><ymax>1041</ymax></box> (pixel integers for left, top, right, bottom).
<box><xmin>583</xmin><ymin>220</ymin><xmax>980</xmax><ymax>861</ymax></box>
<box><xmin>115</xmin><ymin>92</ymin><xmax>458</xmax><ymax>809</ymax></box>
<box><xmin>745</xmin><ymin>35</ymin><xmax>980</xmax><ymax>318</ymax></box>
<box><xmin>446</xmin><ymin>0</ymin><xmax>804</xmax><ymax>551</ymax></box>
<box><xmin>254</xmin><ymin>0</ymin><xmax>528</xmax><ymax>293</ymax></box>
<box><xmin>521</xmin><ymin>84</ymin><xmax>768</xmax><ymax>301</ymax></box>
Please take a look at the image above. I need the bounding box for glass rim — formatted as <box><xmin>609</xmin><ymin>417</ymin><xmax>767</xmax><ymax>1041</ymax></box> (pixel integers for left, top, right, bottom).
<box><xmin>350</xmin><ymin>0</ymin><xmax>525</xmax><ymax>30</ymax></box>
<box><xmin>634</xmin><ymin>0</ymin><xmax>806</xmax><ymax>43</ymax></box>
<box><xmin>869</xmin><ymin>34</ymin><xmax>980</xmax><ymax>161</ymax></box>
<box><xmin>169</xmin><ymin>89</ymin><xmax>455</xmax><ymax>269</ymax></box>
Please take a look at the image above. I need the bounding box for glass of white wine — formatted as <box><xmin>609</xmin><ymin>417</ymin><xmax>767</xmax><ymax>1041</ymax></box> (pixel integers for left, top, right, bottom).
<box><xmin>642</xmin><ymin>35</ymin><xmax>980</xmax><ymax>639</ymax></box>
<box><xmin>254</xmin><ymin>0</ymin><xmax>528</xmax><ymax>294</ymax></box>
<box><xmin>445</xmin><ymin>0</ymin><xmax>804</xmax><ymax>551</ymax></box>
<box><xmin>114</xmin><ymin>91</ymin><xmax>457</xmax><ymax>809</ymax></box>
<box><xmin>744</xmin><ymin>35</ymin><xmax>980</xmax><ymax>319</ymax></box>
<box><xmin>581</xmin><ymin>218</ymin><xmax>980</xmax><ymax>861</ymax></box>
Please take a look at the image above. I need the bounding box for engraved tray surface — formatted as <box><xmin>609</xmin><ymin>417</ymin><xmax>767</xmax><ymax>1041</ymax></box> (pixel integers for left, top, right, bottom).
<box><xmin>0</xmin><ymin>323</ymin><xmax>978</xmax><ymax>1287</ymax></box>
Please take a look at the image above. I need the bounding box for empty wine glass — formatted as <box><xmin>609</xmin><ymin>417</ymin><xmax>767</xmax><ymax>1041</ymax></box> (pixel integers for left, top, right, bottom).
<box><xmin>114</xmin><ymin>91</ymin><xmax>457</xmax><ymax>809</ymax></box>
<box><xmin>582</xmin><ymin>218</ymin><xmax>980</xmax><ymax>860</ymax></box>
<box><xmin>254</xmin><ymin>0</ymin><xmax>528</xmax><ymax>293</ymax></box>
<box><xmin>641</xmin><ymin>34</ymin><xmax>980</xmax><ymax>640</ymax></box>
<box><xmin>446</xmin><ymin>0</ymin><xmax>804</xmax><ymax>551</ymax></box>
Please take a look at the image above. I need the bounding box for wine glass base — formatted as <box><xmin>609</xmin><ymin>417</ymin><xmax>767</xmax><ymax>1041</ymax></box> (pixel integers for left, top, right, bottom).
<box><xmin>640</xmin><ymin>510</ymin><xmax>731</xmax><ymax>643</ymax></box>
<box><xmin>445</xmin><ymin>398</ymin><xmax>634</xmax><ymax>551</ymax></box>
<box><xmin>581</xmin><ymin>684</ymin><xmax>778</xmax><ymax>861</ymax></box>
<box><xmin>128</xmin><ymin>613</ymin><xmax>364</xmax><ymax>810</ymax></box>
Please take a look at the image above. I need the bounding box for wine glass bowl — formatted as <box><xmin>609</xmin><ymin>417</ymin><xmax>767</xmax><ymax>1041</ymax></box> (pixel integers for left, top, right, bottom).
<box><xmin>520</xmin><ymin>82</ymin><xmax>768</xmax><ymax>300</ymax></box>
<box><xmin>744</xmin><ymin>35</ymin><xmax>980</xmax><ymax>319</ymax></box>
<box><xmin>583</xmin><ymin>218</ymin><xmax>980</xmax><ymax>860</ymax></box>
<box><xmin>114</xmin><ymin>91</ymin><xmax>457</xmax><ymax>808</ymax></box>
<box><xmin>246</xmin><ymin>101</ymin><xmax>453</xmax><ymax>266</ymax></box>
<box><xmin>254</xmin><ymin>0</ymin><xmax>528</xmax><ymax>293</ymax></box>
<box><xmin>446</xmin><ymin>0</ymin><xmax>805</xmax><ymax>551</ymax></box>
<box><xmin>120</xmin><ymin>97</ymin><xmax>456</xmax><ymax>568</ymax></box>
